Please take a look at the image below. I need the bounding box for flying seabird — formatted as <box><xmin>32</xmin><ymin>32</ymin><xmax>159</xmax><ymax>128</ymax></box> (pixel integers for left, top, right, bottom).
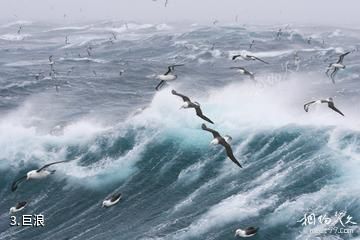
<box><xmin>102</xmin><ymin>193</ymin><xmax>122</xmax><ymax>208</ymax></box>
<box><xmin>249</xmin><ymin>40</ymin><xmax>255</xmax><ymax>49</ymax></box>
<box><xmin>9</xmin><ymin>201</ymin><xmax>27</xmax><ymax>214</ymax></box>
<box><xmin>307</xmin><ymin>37</ymin><xmax>312</xmax><ymax>45</ymax></box>
<box><xmin>294</xmin><ymin>52</ymin><xmax>301</xmax><ymax>71</ymax></box>
<box><xmin>17</xmin><ymin>26</ymin><xmax>22</xmax><ymax>34</ymax></box>
<box><xmin>172</xmin><ymin>90</ymin><xmax>214</xmax><ymax>124</ymax></box>
<box><xmin>304</xmin><ymin>97</ymin><xmax>344</xmax><ymax>116</ymax></box>
<box><xmin>49</xmin><ymin>55</ymin><xmax>55</xmax><ymax>70</ymax></box>
<box><xmin>230</xmin><ymin>67</ymin><xmax>255</xmax><ymax>81</ymax></box>
<box><xmin>232</xmin><ymin>53</ymin><xmax>269</xmax><ymax>64</ymax></box>
<box><xmin>65</xmin><ymin>35</ymin><xmax>70</xmax><ymax>45</ymax></box>
<box><xmin>155</xmin><ymin>64</ymin><xmax>184</xmax><ymax>90</ymax></box>
<box><xmin>11</xmin><ymin>160</ymin><xmax>68</xmax><ymax>192</ymax></box>
<box><xmin>235</xmin><ymin>227</ymin><xmax>259</xmax><ymax>238</ymax></box>
<box><xmin>34</xmin><ymin>71</ymin><xmax>44</xmax><ymax>80</ymax></box>
<box><xmin>67</xmin><ymin>66</ymin><xmax>75</xmax><ymax>75</ymax></box>
<box><xmin>326</xmin><ymin>52</ymin><xmax>350</xmax><ymax>84</ymax></box>
<box><xmin>111</xmin><ymin>32</ymin><xmax>117</xmax><ymax>40</ymax></box>
<box><xmin>201</xmin><ymin>124</ymin><xmax>242</xmax><ymax>168</ymax></box>
<box><xmin>87</xmin><ymin>46</ymin><xmax>92</xmax><ymax>57</ymax></box>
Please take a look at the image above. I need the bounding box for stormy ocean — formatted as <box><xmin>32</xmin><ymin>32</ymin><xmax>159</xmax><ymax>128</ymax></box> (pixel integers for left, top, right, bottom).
<box><xmin>0</xmin><ymin>20</ymin><xmax>359</xmax><ymax>240</ymax></box>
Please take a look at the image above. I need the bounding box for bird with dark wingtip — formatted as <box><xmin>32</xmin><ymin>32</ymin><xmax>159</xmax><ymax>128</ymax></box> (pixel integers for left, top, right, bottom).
<box><xmin>201</xmin><ymin>124</ymin><xmax>242</xmax><ymax>168</ymax></box>
<box><xmin>155</xmin><ymin>64</ymin><xmax>184</xmax><ymax>90</ymax></box>
<box><xmin>9</xmin><ymin>201</ymin><xmax>27</xmax><ymax>214</ymax></box>
<box><xmin>304</xmin><ymin>97</ymin><xmax>344</xmax><ymax>116</ymax></box>
<box><xmin>172</xmin><ymin>90</ymin><xmax>214</xmax><ymax>124</ymax></box>
<box><xmin>11</xmin><ymin>160</ymin><xmax>68</xmax><ymax>192</ymax></box>
<box><xmin>235</xmin><ymin>226</ymin><xmax>259</xmax><ymax>237</ymax></box>
<box><xmin>326</xmin><ymin>52</ymin><xmax>350</xmax><ymax>84</ymax></box>
<box><xmin>230</xmin><ymin>66</ymin><xmax>255</xmax><ymax>81</ymax></box>
<box><xmin>102</xmin><ymin>193</ymin><xmax>122</xmax><ymax>208</ymax></box>
<box><xmin>232</xmin><ymin>52</ymin><xmax>269</xmax><ymax>64</ymax></box>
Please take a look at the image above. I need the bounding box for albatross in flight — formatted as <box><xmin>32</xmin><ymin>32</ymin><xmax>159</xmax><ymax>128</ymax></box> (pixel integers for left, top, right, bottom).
<box><xmin>11</xmin><ymin>160</ymin><xmax>68</xmax><ymax>192</ymax></box>
<box><xmin>232</xmin><ymin>53</ymin><xmax>269</xmax><ymax>64</ymax></box>
<box><xmin>249</xmin><ymin>40</ymin><xmax>255</xmax><ymax>49</ymax></box>
<box><xmin>155</xmin><ymin>64</ymin><xmax>184</xmax><ymax>90</ymax></box>
<box><xmin>201</xmin><ymin>124</ymin><xmax>242</xmax><ymax>168</ymax></box>
<box><xmin>172</xmin><ymin>90</ymin><xmax>214</xmax><ymax>124</ymax></box>
<box><xmin>326</xmin><ymin>52</ymin><xmax>350</xmax><ymax>84</ymax></box>
<box><xmin>230</xmin><ymin>67</ymin><xmax>255</xmax><ymax>81</ymax></box>
<box><xmin>304</xmin><ymin>98</ymin><xmax>344</xmax><ymax>116</ymax></box>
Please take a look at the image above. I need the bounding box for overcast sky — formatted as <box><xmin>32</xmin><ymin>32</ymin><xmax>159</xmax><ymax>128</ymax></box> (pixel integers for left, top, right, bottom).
<box><xmin>0</xmin><ymin>0</ymin><xmax>359</xmax><ymax>26</ymax></box>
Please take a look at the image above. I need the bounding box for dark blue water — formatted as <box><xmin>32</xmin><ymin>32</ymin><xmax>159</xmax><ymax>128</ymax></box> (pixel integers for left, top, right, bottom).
<box><xmin>0</xmin><ymin>20</ymin><xmax>360</xmax><ymax>240</ymax></box>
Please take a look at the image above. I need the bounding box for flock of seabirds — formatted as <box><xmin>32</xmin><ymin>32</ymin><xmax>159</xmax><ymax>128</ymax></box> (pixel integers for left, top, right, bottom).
<box><xmin>6</xmin><ymin>14</ymin><xmax>354</xmax><ymax>239</ymax></box>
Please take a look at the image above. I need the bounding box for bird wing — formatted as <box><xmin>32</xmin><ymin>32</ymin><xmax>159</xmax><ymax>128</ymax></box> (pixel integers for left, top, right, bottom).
<box><xmin>201</xmin><ymin>124</ymin><xmax>221</xmax><ymax>138</ymax></box>
<box><xmin>325</xmin><ymin>64</ymin><xmax>332</xmax><ymax>76</ymax></box>
<box><xmin>252</xmin><ymin>56</ymin><xmax>269</xmax><ymax>64</ymax></box>
<box><xmin>230</xmin><ymin>67</ymin><xmax>254</xmax><ymax>78</ymax></box>
<box><xmin>330</xmin><ymin>68</ymin><xmax>339</xmax><ymax>84</ymax></box>
<box><xmin>169</xmin><ymin>64</ymin><xmax>184</xmax><ymax>68</ymax></box>
<box><xmin>155</xmin><ymin>80</ymin><xmax>165</xmax><ymax>91</ymax></box>
<box><xmin>16</xmin><ymin>201</ymin><xmax>27</xmax><ymax>209</ymax></box>
<box><xmin>171</xmin><ymin>90</ymin><xmax>191</xmax><ymax>102</ymax></box>
<box><xmin>221</xmin><ymin>141</ymin><xmax>242</xmax><ymax>168</ymax></box>
<box><xmin>111</xmin><ymin>193</ymin><xmax>122</xmax><ymax>201</ymax></box>
<box><xmin>243</xmin><ymin>69</ymin><xmax>253</xmax><ymax>76</ymax></box>
<box><xmin>164</xmin><ymin>67</ymin><xmax>172</xmax><ymax>75</ymax></box>
<box><xmin>303</xmin><ymin>101</ymin><xmax>316</xmax><ymax>112</ymax></box>
<box><xmin>195</xmin><ymin>107</ymin><xmax>214</xmax><ymax>124</ymax></box>
<box><xmin>232</xmin><ymin>55</ymin><xmax>241</xmax><ymax>60</ymax></box>
<box><xmin>230</xmin><ymin>67</ymin><xmax>244</xmax><ymax>70</ymax></box>
<box><xmin>245</xmin><ymin>227</ymin><xmax>259</xmax><ymax>235</ymax></box>
<box><xmin>337</xmin><ymin>51</ymin><xmax>350</xmax><ymax>64</ymax></box>
<box><xmin>164</xmin><ymin>64</ymin><xmax>183</xmax><ymax>75</ymax></box>
<box><xmin>329</xmin><ymin>105</ymin><xmax>345</xmax><ymax>116</ymax></box>
<box><xmin>36</xmin><ymin>160</ymin><xmax>67</xmax><ymax>172</ymax></box>
<box><xmin>11</xmin><ymin>175</ymin><xmax>27</xmax><ymax>192</ymax></box>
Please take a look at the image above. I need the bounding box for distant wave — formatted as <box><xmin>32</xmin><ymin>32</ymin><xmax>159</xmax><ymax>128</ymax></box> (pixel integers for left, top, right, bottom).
<box><xmin>0</xmin><ymin>34</ymin><xmax>31</xmax><ymax>41</ymax></box>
